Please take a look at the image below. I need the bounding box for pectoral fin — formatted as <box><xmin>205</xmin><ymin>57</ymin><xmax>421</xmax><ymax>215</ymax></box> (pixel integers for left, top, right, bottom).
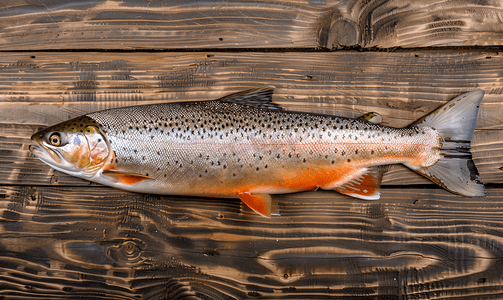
<box><xmin>102</xmin><ymin>170</ymin><xmax>154</xmax><ymax>185</ymax></box>
<box><xmin>333</xmin><ymin>167</ymin><xmax>385</xmax><ymax>200</ymax></box>
<box><xmin>238</xmin><ymin>193</ymin><xmax>272</xmax><ymax>218</ymax></box>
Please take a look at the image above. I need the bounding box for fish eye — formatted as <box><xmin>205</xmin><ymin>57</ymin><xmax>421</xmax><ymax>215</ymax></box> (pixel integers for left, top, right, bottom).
<box><xmin>49</xmin><ymin>133</ymin><xmax>61</xmax><ymax>146</ymax></box>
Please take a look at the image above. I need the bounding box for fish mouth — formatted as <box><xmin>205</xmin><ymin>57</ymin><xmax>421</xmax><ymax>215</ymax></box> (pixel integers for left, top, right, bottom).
<box><xmin>30</xmin><ymin>134</ymin><xmax>94</xmax><ymax>178</ymax></box>
<box><xmin>29</xmin><ymin>143</ymin><xmax>64</xmax><ymax>168</ymax></box>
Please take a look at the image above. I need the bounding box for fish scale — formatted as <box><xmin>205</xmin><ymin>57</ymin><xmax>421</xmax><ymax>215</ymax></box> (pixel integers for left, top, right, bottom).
<box><xmin>30</xmin><ymin>87</ymin><xmax>486</xmax><ymax>217</ymax></box>
<box><xmin>89</xmin><ymin>98</ymin><xmax>438</xmax><ymax>196</ymax></box>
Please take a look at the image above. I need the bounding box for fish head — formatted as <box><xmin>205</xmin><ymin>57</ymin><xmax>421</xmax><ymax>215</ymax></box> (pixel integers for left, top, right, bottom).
<box><xmin>30</xmin><ymin>116</ymin><xmax>111</xmax><ymax>178</ymax></box>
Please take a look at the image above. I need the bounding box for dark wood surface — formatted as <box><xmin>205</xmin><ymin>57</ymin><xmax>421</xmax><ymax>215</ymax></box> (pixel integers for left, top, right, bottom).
<box><xmin>2</xmin><ymin>185</ymin><xmax>503</xmax><ymax>299</ymax></box>
<box><xmin>0</xmin><ymin>0</ymin><xmax>502</xmax><ymax>50</ymax></box>
<box><xmin>1</xmin><ymin>1</ymin><xmax>503</xmax><ymax>299</ymax></box>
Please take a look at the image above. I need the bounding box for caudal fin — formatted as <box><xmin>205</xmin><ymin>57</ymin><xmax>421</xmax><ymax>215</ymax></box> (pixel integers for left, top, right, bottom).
<box><xmin>404</xmin><ymin>91</ymin><xmax>486</xmax><ymax>196</ymax></box>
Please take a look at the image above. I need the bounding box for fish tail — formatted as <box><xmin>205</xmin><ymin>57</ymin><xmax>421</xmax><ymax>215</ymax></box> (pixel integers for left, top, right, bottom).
<box><xmin>404</xmin><ymin>90</ymin><xmax>486</xmax><ymax>196</ymax></box>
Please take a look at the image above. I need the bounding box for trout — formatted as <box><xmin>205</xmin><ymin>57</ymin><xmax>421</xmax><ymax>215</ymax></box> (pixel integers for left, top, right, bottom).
<box><xmin>30</xmin><ymin>88</ymin><xmax>485</xmax><ymax>217</ymax></box>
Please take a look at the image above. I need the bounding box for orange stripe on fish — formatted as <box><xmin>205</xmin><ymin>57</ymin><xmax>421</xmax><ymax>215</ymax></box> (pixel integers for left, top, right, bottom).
<box><xmin>102</xmin><ymin>170</ymin><xmax>154</xmax><ymax>185</ymax></box>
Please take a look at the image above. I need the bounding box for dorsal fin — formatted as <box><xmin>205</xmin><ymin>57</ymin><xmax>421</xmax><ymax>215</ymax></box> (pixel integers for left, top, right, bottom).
<box><xmin>218</xmin><ymin>87</ymin><xmax>282</xmax><ymax>110</ymax></box>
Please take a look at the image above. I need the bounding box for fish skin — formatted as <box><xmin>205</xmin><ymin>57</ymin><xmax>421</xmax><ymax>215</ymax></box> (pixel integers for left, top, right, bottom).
<box><xmin>30</xmin><ymin>88</ymin><xmax>484</xmax><ymax>217</ymax></box>
<box><xmin>88</xmin><ymin>96</ymin><xmax>440</xmax><ymax>195</ymax></box>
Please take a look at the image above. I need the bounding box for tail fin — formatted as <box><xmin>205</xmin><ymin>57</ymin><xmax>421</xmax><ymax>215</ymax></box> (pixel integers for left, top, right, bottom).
<box><xmin>404</xmin><ymin>91</ymin><xmax>486</xmax><ymax>196</ymax></box>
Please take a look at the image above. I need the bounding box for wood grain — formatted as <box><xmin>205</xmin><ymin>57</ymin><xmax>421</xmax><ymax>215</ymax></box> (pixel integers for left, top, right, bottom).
<box><xmin>0</xmin><ymin>51</ymin><xmax>502</xmax><ymax>129</ymax></box>
<box><xmin>1</xmin><ymin>3</ymin><xmax>503</xmax><ymax>297</ymax></box>
<box><xmin>1</xmin><ymin>185</ymin><xmax>503</xmax><ymax>299</ymax></box>
<box><xmin>0</xmin><ymin>0</ymin><xmax>502</xmax><ymax>50</ymax></box>
<box><xmin>1</xmin><ymin>51</ymin><xmax>502</xmax><ymax>187</ymax></box>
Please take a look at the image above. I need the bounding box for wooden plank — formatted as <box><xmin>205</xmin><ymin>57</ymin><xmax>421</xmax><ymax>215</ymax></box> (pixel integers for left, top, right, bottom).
<box><xmin>1</xmin><ymin>185</ymin><xmax>503</xmax><ymax>299</ymax></box>
<box><xmin>0</xmin><ymin>0</ymin><xmax>502</xmax><ymax>50</ymax></box>
<box><xmin>0</xmin><ymin>51</ymin><xmax>502</xmax><ymax>129</ymax></box>
<box><xmin>1</xmin><ymin>51</ymin><xmax>502</xmax><ymax>186</ymax></box>
<box><xmin>2</xmin><ymin>2</ymin><xmax>502</xmax><ymax>298</ymax></box>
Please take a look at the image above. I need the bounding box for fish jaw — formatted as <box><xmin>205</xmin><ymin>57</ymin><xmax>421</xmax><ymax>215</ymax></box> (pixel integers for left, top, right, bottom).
<box><xmin>29</xmin><ymin>142</ymin><xmax>63</xmax><ymax>169</ymax></box>
<box><xmin>29</xmin><ymin>143</ymin><xmax>90</xmax><ymax>178</ymax></box>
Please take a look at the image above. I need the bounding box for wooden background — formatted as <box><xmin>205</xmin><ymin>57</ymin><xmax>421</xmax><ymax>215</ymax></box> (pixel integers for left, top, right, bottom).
<box><xmin>1</xmin><ymin>0</ymin><xmax>503</xmax><ymax>299</ymax></box>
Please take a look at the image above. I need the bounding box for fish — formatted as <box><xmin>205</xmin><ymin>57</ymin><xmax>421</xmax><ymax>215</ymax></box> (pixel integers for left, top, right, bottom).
<box><xmin>30</xmin><ymin>88</ymin><xmax>486</xmax><ymax>217</ymax></box>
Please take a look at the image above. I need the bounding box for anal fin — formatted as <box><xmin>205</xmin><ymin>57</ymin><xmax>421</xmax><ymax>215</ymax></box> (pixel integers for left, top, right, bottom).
<box><xmin>238</xmin><ymin>193</ymin><xmax>272</xmax><ymax>218</ymax></box>
<box><xmin>333</xmin><ymin>167</ymin><xmax>385</xmax><ymax>200</ymax></box>
<box><xmin>102</xmin><ymin>170</ymin><xmax>154</xmax><ymax>185</ymax></box>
